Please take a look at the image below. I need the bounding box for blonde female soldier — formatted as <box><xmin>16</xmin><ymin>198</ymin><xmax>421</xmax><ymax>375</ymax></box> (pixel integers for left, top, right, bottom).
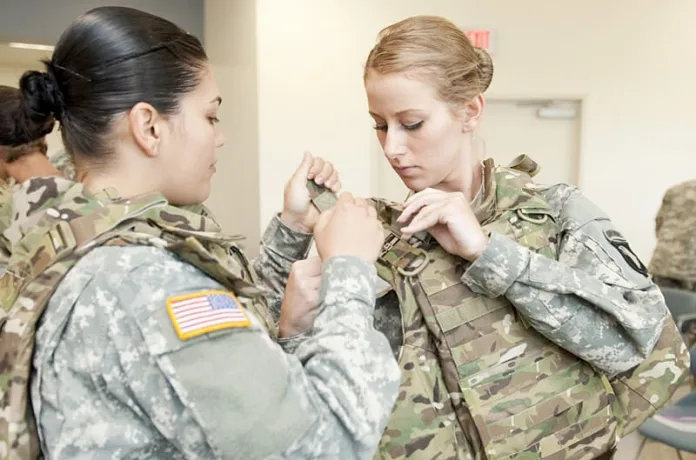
<box><xmin>323</xmin><ymin>15</ymin><xmax>688</xmax><ymax>460</ymax></box>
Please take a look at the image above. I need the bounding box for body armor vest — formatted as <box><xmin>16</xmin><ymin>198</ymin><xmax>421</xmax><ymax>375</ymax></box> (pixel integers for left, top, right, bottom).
<box><xmin>0</xmin><ymin>183</ymin><xmax>276</xmax><ymax>460</ymax></box>
<box><xmin>309</xmin><ymin>157</ymin><xmax>689</xmax><ymax>460</ymax></box>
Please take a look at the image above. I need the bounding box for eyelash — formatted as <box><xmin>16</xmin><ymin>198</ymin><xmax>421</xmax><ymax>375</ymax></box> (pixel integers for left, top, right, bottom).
<box><xmin>208</xmin><ymin>116</ymin><xmax>220</xmax><ymax>124</ymax></box>
<box><xmin>373</xmin><ymin>121</ymin><xmax>423</xmax><ymax>132</ymax></box>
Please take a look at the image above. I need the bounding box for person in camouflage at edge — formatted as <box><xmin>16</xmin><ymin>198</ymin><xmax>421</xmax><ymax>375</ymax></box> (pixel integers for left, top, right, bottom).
<box><xmin>318</xmin><ymin>15</ymin><xmax>686</xmax><ymax>460</ymax></box>
<box><xmin>649</xmin><ymin>180</ymin><xmax>696</xmax><ymax>387</ymax></box>
<box><xmin>650</xmin><ymin>182</ymin><xmax>696</xmax><ymax>324</ymax></box>
<box><xmin>650</xmin><ymin>180</ymin><xmax>696</xmax><ymax>294</ymax></box>
<box><xmin>0</xmin><ymin>6</ymin><xmax>401</xmax><ymax>459</ymax></box>
<box><xmin>0</xmin><ymin>85</ymin><xmax>66</xmax><ymax>274</ymax></box>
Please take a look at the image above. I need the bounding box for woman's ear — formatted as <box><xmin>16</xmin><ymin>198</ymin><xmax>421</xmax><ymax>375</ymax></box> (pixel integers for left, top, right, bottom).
<box><xmin>458</xmin><ymin>94</ymin><xmax>486</xmax><ymax>132</ymax></box>
<box><xmin>128</xmin><ymin>102</ymin><xmax>165</xmax><ymax>158</ymax></box>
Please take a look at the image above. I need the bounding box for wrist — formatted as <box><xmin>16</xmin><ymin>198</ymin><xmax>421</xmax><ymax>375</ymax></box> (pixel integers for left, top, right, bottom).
<box><xmin>279</xmin><ymin>317</ymin><xmax>310</xmax><ymax>339</ymax></box>
<box><xmin>280</xmin><ymin>211</ymin><xmax>313</xmax><ymax>234</ymax></box>
<box><xmin>462</xmin><ymin>230</ymin><xmax>490</xmax><ymax>262</ymax></box>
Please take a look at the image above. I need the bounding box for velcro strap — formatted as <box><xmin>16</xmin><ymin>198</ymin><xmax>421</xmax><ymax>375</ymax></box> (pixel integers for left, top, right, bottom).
<box><xmin>307</xmin><ymin>179</ymin><xmax>338</xmax><ymax>212</ymax></box>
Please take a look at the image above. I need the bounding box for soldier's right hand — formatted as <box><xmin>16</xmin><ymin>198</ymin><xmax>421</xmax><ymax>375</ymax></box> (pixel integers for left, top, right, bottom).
<box><xmin>313</xmin><ymin>192</ymin><xmax>384</xmax><ymax>264</ymax></box>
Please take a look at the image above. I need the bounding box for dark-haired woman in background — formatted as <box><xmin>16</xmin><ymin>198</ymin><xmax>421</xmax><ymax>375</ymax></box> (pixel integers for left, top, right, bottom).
<box><xmin>0</xmin><ymin>6</ymin><xmax>400</xmax><ymax>460</ymax></box>
<box><xmin>0</xmin><ymin>84</ymin><xmax>64</xmax><ymax>275</ymax></box>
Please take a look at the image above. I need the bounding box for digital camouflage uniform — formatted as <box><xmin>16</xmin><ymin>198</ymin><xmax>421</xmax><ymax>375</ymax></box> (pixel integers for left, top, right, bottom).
<box><xmin>0</xmin><ymin>176</ymin><xmax>401</xmax><ymax>459</ymax></box>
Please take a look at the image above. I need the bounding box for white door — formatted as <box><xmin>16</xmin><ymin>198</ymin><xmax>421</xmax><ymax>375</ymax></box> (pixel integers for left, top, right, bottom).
<box><xmin>476</xmin><ymin>99</ymin><xmax>582</xmax><ymax>186</ymax></box>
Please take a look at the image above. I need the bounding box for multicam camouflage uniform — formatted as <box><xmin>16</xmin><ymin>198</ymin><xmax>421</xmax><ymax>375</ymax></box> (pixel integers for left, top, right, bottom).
<box><xmin>0</xmin><ymin>150</ymin><xmax>72</xmax><ymax>274</ymax></box>
<box><xmin>650</xmin><ymin>180</ymin><xmax>696</xmax><ymax>291</ymax></box>
<box><xmin>0</xmin><ymin>177</ymin><xmax>401</xmax><ymax>459</ymax></box>
<box><xmin>649</xmin><ymin>179</ymin><xmax>696</xmax><ymax>352</ymax></box>
<box><xmin>307</xmin><ymin>156</ymin><xmax>690</xmax><ymax>460</ymax></box>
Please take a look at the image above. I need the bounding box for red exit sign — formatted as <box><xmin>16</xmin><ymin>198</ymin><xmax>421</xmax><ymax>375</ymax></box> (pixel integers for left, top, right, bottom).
<box><xmin>465</xmin><ymin>29</ymin><xmax>496</xmax><ymax>54</ymax></box>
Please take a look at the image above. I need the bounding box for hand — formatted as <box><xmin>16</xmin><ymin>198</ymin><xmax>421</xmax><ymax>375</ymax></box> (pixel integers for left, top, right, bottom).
<box><xmin>279</xmin><ymin>256</ymin><xmax>323</xmax><ymax>338</ymax></box>
<box><xmin>313</xmin><ymin>192</ymin><xmax>384</xmax><ymax>263</ymax></box>
<box><xmin>397</xmin><ymin>188</ymin><xmax>489</xmax><ymax>261</ymax></box>
<box><xmin>281</xmin><ymin>152</ymin><xmax>341</xmax><ymax>233</ymax></box>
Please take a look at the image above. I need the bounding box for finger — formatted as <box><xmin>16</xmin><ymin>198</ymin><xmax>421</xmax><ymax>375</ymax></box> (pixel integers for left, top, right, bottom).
<box><xmin>323</xmin><ymin>172</ymin><xmax>340</xmax><ymax>191</ymax></box>
<box><xmin>291</xmin><ymin>151</ymin><xmax>314</xmax><ymax>182</ymax></box>
<box><xmin>398</xmin><ymin>191</ymin><xmax>450</xmax><ymax>223</ymax></box>
<box><xmin>337</xmin><ymin>191</ymin><xmax>355</xmax><ymax>205</ymax></box>
<box><xmin>400</xmin><ymin>202</ymin><xmax>447</xmax><ymax>235</ymax></box>
<box><xmin>314</xmin><ymin>161</ymin><xmax>334</xmax><ymax>185</ymax></box>
<box><xmin>307</xmin><ymin>157</ymin><xmax>325</xmax><ymax>180</ymax></box>
<box><xmin>329</xmin><ymin>179</ymin><xmax>342</xmax><ymax>192</ymax></box>
<box><xmin>403</xmin><ymin>187</ymin><xmax>442</xmax><ymax>207</ymax></box>
<box><xmin>367</xmin><ymin>205</ymin><xmax>377</xmax><ymax>219</ymax></box>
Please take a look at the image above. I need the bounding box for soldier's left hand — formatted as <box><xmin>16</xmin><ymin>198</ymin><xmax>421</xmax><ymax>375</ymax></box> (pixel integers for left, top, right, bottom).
<box><xmin>281</xmin><ymin>152</ymin><xmax>341</xmax><ymax>233</ymax></box>
<box><xmin>397</xmin><ymin>188</ymin><xmax>489</xmax><ymax>261</ymax></box>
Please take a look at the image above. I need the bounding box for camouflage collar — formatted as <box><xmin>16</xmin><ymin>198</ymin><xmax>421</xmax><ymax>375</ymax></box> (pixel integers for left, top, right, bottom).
<box><xmin>469</xmin><ymin>158</ymin><xmax>496</xmax><ymax>224</ymax></box>
<box><xmin>2</xmin><ymin>176</ymin><xmax>76</xmax><ymax>248</ymax></box>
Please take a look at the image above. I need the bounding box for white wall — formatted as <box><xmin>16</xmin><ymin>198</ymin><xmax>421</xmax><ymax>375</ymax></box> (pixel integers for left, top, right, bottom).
<box><xmin>249</xmin><ymin>0</ymin><xmax>696</xmax><ymax>262</ymax></box>
<box><xmin>204</xmin><ymin>0</ymin><xmax>262</xmax><ymax>256</ymax></box>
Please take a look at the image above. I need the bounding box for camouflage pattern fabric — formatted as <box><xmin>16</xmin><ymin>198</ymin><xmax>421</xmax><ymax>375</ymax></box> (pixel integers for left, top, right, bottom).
<box><xmin>47</xmin><ymin>150</ymin><xmax>75</xmax><ymax>182</ymax></box>
<box><xmin>0</xmin><ymin>181</ymin><xmax>11</xmax><ymax>271</ymax></box>
<box><xmin>0</xmin><ymin>180</ymin><xmax>283</xmax><ymax>459</ymax></box>
<box><xmin>49</xmin><ymin>149</ymin><xmax>222</xmax><ymax>227</ymax></box>
<box><xmin>307</xmin><ymin>156</ymin><xmax>690</xmax><ymax>460</ymax></box>
<box><xmin>29</xmin><ymin>245</ymin><xmax>400</xmax><ymax>459</ymax></box>
<box><xmin>649</xmin><ymin>180</ymin><xmax>696</xmax><ymax>287</ymax></box>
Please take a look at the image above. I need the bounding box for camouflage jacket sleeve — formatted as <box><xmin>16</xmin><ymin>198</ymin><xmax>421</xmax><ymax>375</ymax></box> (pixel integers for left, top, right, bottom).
<box><xmin>253</xmin><ymin>214</ymin><xmax>314</xmax><ymax>322</ymax></box>
<box><xmin>33</xmin><ymin>246</ymin><xmax>400</xmax><ymax>460</ymax></box>
<box><xmin>461</xmin><ymin>184</ymin><xmax>668</xmax><ymax>377</ymax></box>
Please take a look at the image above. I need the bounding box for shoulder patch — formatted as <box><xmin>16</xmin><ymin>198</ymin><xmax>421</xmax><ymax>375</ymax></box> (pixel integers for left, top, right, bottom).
<box><xmin>603</xmin><ymin>229</ymin><xmax>649</xmax><ymax>277</ymax></box>
<box><xmin>166</xmin><ymin>290</ymin><xmax>250</xmax><ymax>340</ymax></box>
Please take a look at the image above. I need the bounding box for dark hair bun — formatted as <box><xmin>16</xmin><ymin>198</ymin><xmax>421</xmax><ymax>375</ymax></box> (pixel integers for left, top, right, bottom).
<box><xmin>20</xmin><ymin>69</ymin><xmax>65</xmax><ymax>121</ymax></box>
<box><xmin>474</xmin><ymin>47</ymin><xmax>494</xmax><ymax>93</ymax></box>
<box><xmin>0</xmin><ymin>83</ymin><xmax>55</xmax><ymax>148</ymax></box>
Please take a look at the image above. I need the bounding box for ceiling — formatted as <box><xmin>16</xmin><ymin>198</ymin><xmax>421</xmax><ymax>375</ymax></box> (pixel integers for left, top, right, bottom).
<box><xmin>0</xmin><ymin>42</ymin><xmax>53</xmax><ymax>69</ymax></box>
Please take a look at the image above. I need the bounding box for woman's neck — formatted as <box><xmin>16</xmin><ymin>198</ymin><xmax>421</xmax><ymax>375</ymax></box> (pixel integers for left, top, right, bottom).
<box><xmin>5</xmin><ymin>151</ymin><xmax>61</xmax><ymax>183</ymax></box>
<box><xmin>437</xmin><ymin>149</ymin><xmax>483</xmax><ymax>202</ymax></box>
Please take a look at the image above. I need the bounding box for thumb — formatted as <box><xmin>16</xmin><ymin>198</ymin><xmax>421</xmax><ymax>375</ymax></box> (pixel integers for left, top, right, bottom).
<box><xmin>291</xmin><ymin>151</ymin><xmax>314</xmax><ymax>184</ymax></box>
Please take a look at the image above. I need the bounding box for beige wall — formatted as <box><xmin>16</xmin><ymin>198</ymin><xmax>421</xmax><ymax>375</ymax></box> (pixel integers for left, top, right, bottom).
<box><xmin>209</xmin><ymin>0</ymin><xmax>696</xmax><ymax>261</ymax></box>
<box><xmin>204</xmin><ymin>0</ymin><xmax>262</xmax><ymax>256</ymax></box>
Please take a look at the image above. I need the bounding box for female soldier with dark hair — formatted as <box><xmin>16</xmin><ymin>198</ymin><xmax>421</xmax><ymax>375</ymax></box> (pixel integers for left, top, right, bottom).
<box><xmin>0</xmin><ymin>6</ymin><xmax>400</xmax><ymax>460</ymax></box>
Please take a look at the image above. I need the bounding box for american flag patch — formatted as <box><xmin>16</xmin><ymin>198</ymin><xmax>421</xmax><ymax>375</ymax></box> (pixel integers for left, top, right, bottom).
<box><xmin>166</xmin><ymin>290</ymin><xmax>250</xmax><ymax>340</ymax></box>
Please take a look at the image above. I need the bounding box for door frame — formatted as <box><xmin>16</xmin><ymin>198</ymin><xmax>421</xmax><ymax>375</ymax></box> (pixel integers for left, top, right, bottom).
<box><xmin>481</xmin><ymin>95</ymin><xmax>586</xmax><ymax>186</ymax></box>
